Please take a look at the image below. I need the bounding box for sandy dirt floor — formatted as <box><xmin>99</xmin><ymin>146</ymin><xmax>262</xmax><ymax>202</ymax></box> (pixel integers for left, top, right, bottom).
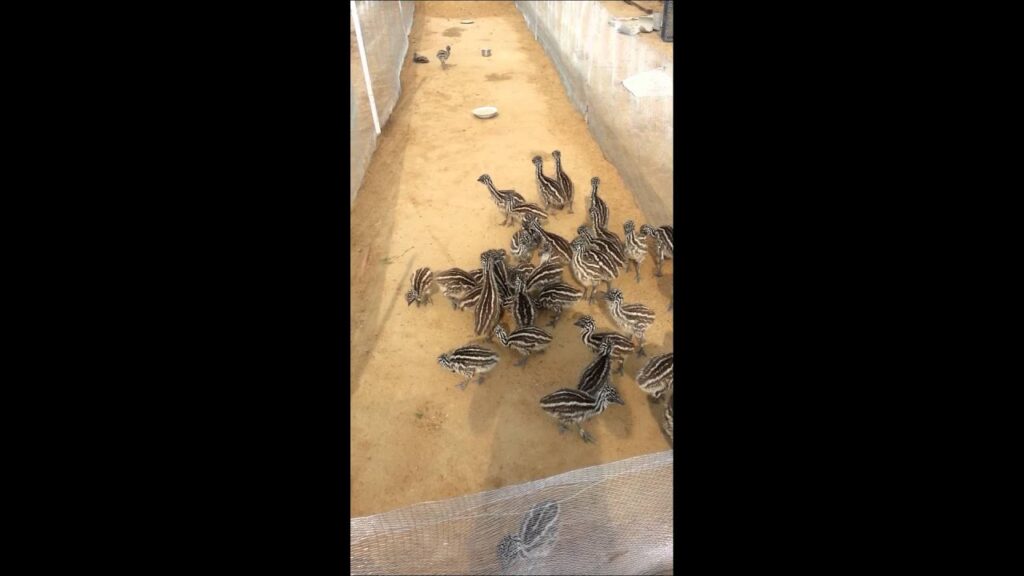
<box><xmin>350</xmin><ymin>0</ymin><xmax>674</xmax><ymax>518</ymax></box>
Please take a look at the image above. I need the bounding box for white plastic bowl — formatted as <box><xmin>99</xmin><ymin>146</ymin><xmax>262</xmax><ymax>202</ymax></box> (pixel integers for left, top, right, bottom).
<box><xmin>473</xmin><ymin>106</ymin><xmax>498</xmax><ymax>119</ymax></box>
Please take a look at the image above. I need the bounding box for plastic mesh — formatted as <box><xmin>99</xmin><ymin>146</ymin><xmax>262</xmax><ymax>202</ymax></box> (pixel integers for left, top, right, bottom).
<box><xmin>351</xmin><ymin>450</ymin><xmax>673</xmax><ymax>575</ymax></box>
<box><xmin>350</xmin><ymin>0</ymin><xmax>415</xmax><ymax>206</ymax></box>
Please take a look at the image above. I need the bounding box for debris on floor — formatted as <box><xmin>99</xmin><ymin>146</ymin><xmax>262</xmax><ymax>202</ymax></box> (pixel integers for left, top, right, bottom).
<box><xmin>609</xmin><ymin>14</ymin><xmax>661</xmax><ymax>34</ymax></box>
<box><xmin>414</xmin><ymin>402</ymin><xmax>448</xmax><ymax>432</ymax></box>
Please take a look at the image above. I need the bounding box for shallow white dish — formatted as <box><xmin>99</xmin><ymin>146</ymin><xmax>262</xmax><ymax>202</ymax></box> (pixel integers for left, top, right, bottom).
<box><xmin>473</xmin><ymin>106</ymin><xmax>498</xmax><ymax>119</ymax></box>
<box><xmin>461</xmin><ymin>20</ymin><xmax>474</xmax><ymax>24</ymax></box>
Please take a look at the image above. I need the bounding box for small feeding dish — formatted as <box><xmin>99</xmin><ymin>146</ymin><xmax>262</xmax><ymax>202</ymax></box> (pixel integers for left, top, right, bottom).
<box><xmin>473</xmin><ymin>106</ymin><xmax>498</xmax><ymax>119</ymax></box>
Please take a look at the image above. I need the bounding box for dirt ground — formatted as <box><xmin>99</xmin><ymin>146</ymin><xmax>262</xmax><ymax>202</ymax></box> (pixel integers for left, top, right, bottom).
<box><xmin>350</xmin><ymin>0</ymin><xmax>674</xmax><ymax>519</ymax></box>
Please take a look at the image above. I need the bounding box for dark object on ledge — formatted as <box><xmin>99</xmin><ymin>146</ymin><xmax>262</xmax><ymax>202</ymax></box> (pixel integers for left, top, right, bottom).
<box><xmin>623</xmin><ymin>0</ymin><xmax>654</xmax><ymax>15</ymax></box>
<box><xmin>661</xmin><ymin>1</ymin><xmax>674</xmax><ymax>42</ymax></box>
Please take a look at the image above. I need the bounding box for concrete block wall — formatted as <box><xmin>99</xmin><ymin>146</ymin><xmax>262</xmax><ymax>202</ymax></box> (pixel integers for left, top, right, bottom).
<box><xmin>515</xmin><ymin>1</ymin><xmax>674</xmax><ymax>226</ymax></box>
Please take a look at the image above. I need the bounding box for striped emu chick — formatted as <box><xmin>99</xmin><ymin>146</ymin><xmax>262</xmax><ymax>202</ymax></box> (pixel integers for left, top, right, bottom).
<box><xmin>478</xmin><ymin>174</ymin><xmax>526</xmax><ymax>227</ymax></box>
<box><xmin>525</xmin><ymin>214</ymin><xmax>572</xmax><ymax>264</ymax></box>
<box><xmin>539</xmin><ymin>384</ymin><xmax>618</xmax><ymax>443</ymax></box>
<box><xmin>451</xmin><ymin>269</ymin><xmax>486</xmax><ymax>311</ymax></box>
<box><xmin>497</xmin><ymin>500</ymin><xmax>561</xmax><ymax>572</ymax></box>
<box><xmin>405</xmin><ymin>267</ymin><xmax>433</xmax><ymax>307</ymax></box>
<box><xmin>494</xmin><ymin>323</ymin><xmax>552</xmax><ymax>367</ymax></box>
<box><xmin>636</xmin><ymin>352</ymin><xmax>674</xmax><ymax>400</ymax></box>
<box><xmin>538</xmin><ymin>240</ymin><xmax>554</xmax><ymax>265</ymax></box>
<box><xmin>436</xmin><ymin>267</ymin><xmax>479</xmax><ymax>309</ymax></box>
<box><xmin>551</xmin><ymin>150</ymin><xmax>574</xmax><ymax>214</ymax></box>
<box><xmin>523</xmin><ymin>260</ymin><xmax>562</xmax><ymax>293</ymax></box>
<box><xmin>573</xmin><ymin>315</ymin><xmax>635</xmax><ymax>374</ymax></box>
<box><xmin>568</xmin><ymin>235</ymin><xmax>603</xmax><ymax>301</ymax></box>
<box><xmin>437</xmin><ymin>344</ymin><xmax>499</xmax><ymax>389</ymax></box>
<box><xmin>593</xmin><ymin>219</ymin><xmax>623</xmax><ymax>250</ymax></box>
<box><xmin>453</xmin><ymin>284</ymin><xmax>483</xmax><ymax>311</ymax></box>
<box><xmin>531</xmin><ymin>155</ymin><xmax>567</xmax><ymax>211</ymax></box>
<box><xmin>622</xmin><ymin>220</ymin><xmax>649</xmax><ymax>283</ymax></box>
<box><xmin>486</xmin><ymin>249</ymin><xmax>512</xmax><ymax>301</ymax></box>
<box><xmin>587</xmin><ymin>177</ymin><xmax>609</xmax><ymax>228</ymax></box>
<box><xmin>586</xmin><ymin>177</ymin><xmax>624</xmax><ymax>247</ymax></box>
<box><xmin>570</xmin><ymin>236</ymin><xmax>618</xmax><ymax>304</ymax></box>
<box><xmin>641</xmin><ymin>223</ymin><xmax>674</xmax><ymax>277</ymax></box>
<box><xmin>663</xmin><ymin>395</ymin><xmax>673</xmax><ymax>442</ymax></box>
<box><xmin>508</xmin><ymin>263</ymin><xmax>536</xmax><ymax>291</ymax></box>
<box><xmin>474</xmin><ymin>255</ymin><xmax>503</xmax><ymax>339</ymax></box>
<box><xmin>519</xmin><ymin>500</ymin><xmax>560</xmax><ymax>559</ymax></box>
<box><xmin>577</xmin><ymin>339</ymin><xmax>626</xmax><ymax>405</ymax></box>
<box><xmin>497</xmin><ymin>534</ymin><xmax>523</xmax><ymax>574</ymax></box>
<box><xmin>535</xmin><ymin>282</ymin><xmax>583</xmax><ymax>327</ymax></box>
<box><xmin>604</xmin><ymin>288</ymin><xmax>656</xmax><ymax>356</ymax></box>
<box><xmin>577</xmin><ymin>225</ymin><xmax>625</xmax><ymax>271</ymax></box>
<box><xmin>575</xmin><ymin>231</ymin><xmax>621</xmax><ymax>281</ymax></box>
<box><xmin>505</xmin><ymin>197</ymin><xmax>550</xmax><ymax>227</ymax></box>
<box><xmin>436</xmin><ymin>45</ymin><xmax>451</xmax><ymax>69</ymax></box>
<box><xmin>504</xmin><ymin>277</ymin><xmax>536</xmax><ymax>328</ymax></box>
<box><xmin>507</xmin><ymin>262</ymin><xmax>535</xmax><ymax>287</ymax></box>
<box><xmin>510</xmin><ymin>229</ymin><xmax>538</xmax><ymax>262</ymax></box>
<box><xmin>515</xmin><ymin>262</ymin><xmax>537</xmax><ymax>275</ymax></box>
<box><xmin>521</xmin><ymin>214</ymin><xmax>545</xmax><ymax>246</ymax></box>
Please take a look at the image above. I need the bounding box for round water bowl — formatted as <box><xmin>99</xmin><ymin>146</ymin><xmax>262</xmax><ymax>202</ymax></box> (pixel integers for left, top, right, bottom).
<box><xmin>473</xmin><ymin>106</ymin><xmax>498</xmax><ymax>119</ymax></box>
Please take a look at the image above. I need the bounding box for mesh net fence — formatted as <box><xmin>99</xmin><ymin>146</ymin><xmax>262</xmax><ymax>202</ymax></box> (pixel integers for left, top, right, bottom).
<box><xmin>350</xmin><ymin>0</ymin><xmax>415</xmax><ymax>206</ymax></box>
<box><xmin>351</xmin><ymin>449</ymin><xmax>673</xmax><ymax>575</ymax></box>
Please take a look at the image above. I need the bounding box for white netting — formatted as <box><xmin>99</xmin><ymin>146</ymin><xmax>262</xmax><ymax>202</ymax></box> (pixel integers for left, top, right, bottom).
<box><xmin>351</xmin><ymin>450</ymin><xmax>673</xmax><ymax>575</ymax></box>
<box><xmin>350</xmin><ymin>0</ymin><xmax>415</xmax><ymax>206</ymax></box>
